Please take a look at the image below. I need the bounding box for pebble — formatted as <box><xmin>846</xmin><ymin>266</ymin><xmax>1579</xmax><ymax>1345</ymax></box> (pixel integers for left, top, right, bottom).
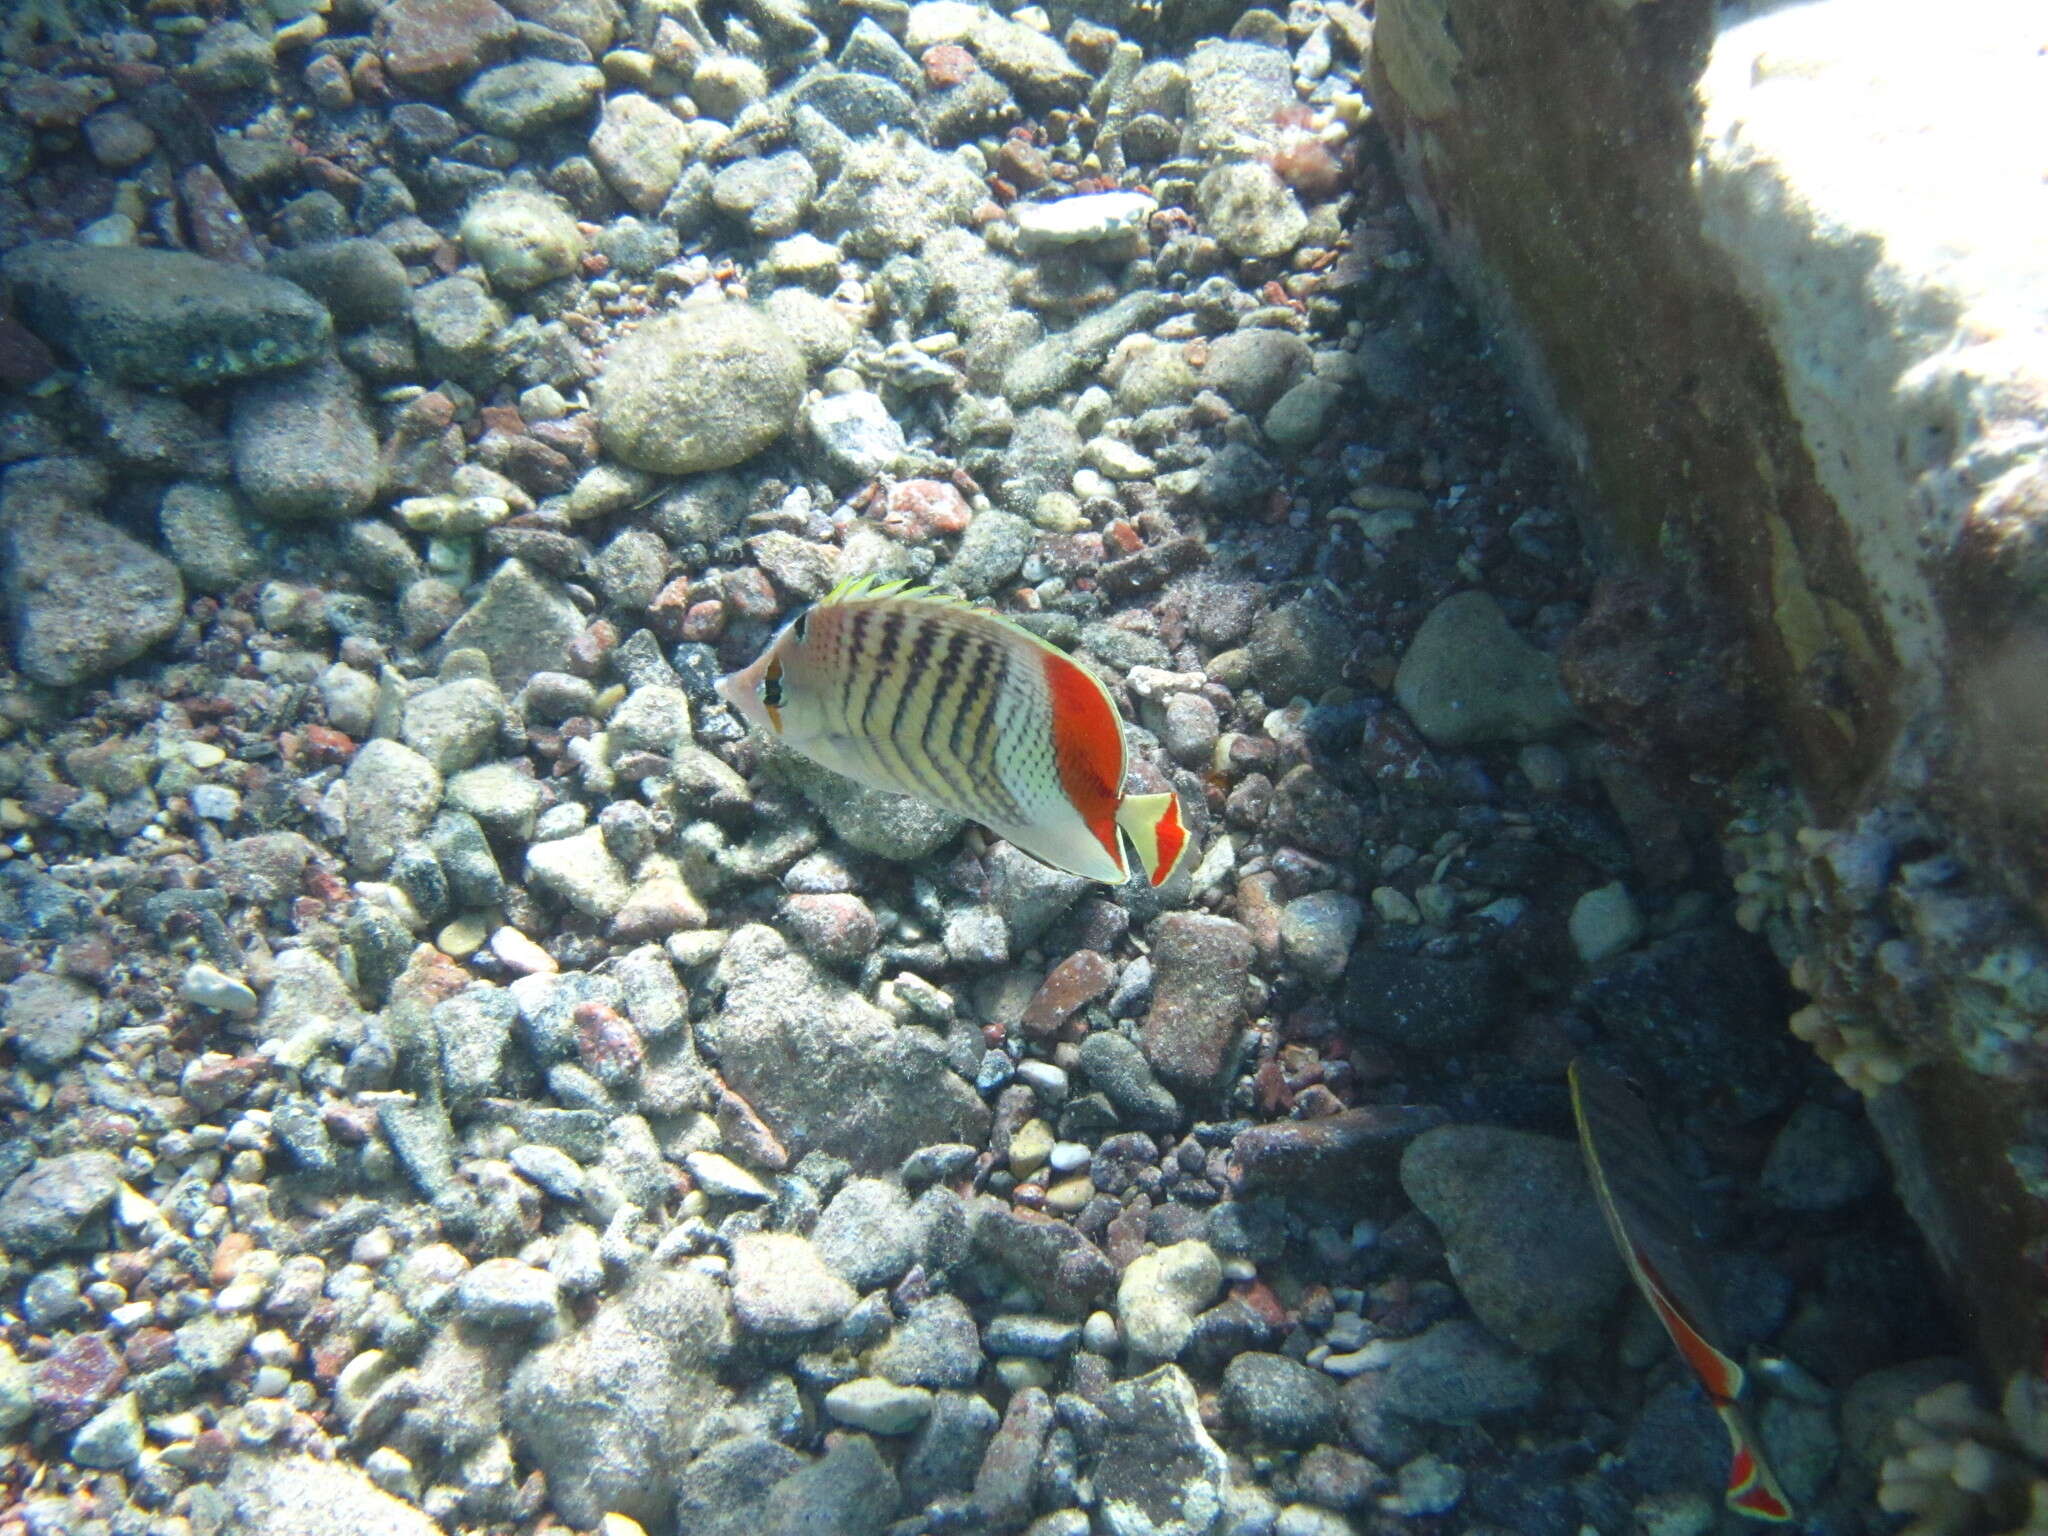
<box><xmin>453</xmin><ymin>1258</ymin><xmax>561</xmax><ymax>1331</ymax></box>
<box><xmin>1116</xmin><ymin>1239</ymin><xmax>1222</xmax><ymax>1360</ymax></box>
<box><xmin>1395</xmin><ymin>591</ymin><xmax>1576</xmax><ymax>747</ymax></box>
<box><xmin>459</xmin><ymin>187</ymin><xmax>585</xmax><ymax>291</ymax></box>
<box><xmin>824</xmin><ymin>1377</ymin><xmax>934</xmax><ymax>1433</ymax></box>
<box><xmin>1400</xmin><ymin>1124</ymin><xmax>1626</xmax><ymax>1354</ymax></box>
<box><xmin>69</xmin><ymin>1392</ymin><xmax>144</xmax><ymax>1469</ymax></box>
<box><xmin>730</xmin><ymin>1232</ymin><xmax>857</xmax><ymax>1334</ymax></box>
<box><xmin>595</xmin><ymin>304</ymin><xmax>804</xmax><ymax>475</ymax></box>
<box><xmin>1570</xmin><ymin>880</ymin><xmax>1645</xmax><ymax>963</ymax></box>
<box><xmin>1221</xmin><ymin>1351</ymin><xmax>1345</xmax><ymax>1447</ymax></box>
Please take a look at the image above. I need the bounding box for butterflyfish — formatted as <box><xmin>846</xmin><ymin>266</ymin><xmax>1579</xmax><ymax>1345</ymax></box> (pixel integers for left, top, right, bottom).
<box><xmin>1569</xmin><ymin>1056</ymin><xmax>1796</xmax><ymax>1524</ymax></box>
<box><xmin>717</xmin><ymin>576</ymin><xmax>1198</xmax><ymax>887</ymax></box>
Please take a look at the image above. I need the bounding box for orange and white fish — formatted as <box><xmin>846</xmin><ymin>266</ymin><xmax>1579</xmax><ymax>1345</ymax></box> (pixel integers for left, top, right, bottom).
<box><xmin>1569</xmin><ymin>1057</ymin><xmax>1796</xmax><ymax>1524</ymax></box>
<box><xmin>717</xmin><ymin>576</ymin><xmax>1197</xmax><ymax>887</ymax></box>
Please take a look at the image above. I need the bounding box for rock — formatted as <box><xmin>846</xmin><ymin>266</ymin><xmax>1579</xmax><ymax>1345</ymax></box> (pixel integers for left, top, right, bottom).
<box><xmin>1761</xmin><ymin>1102</ymin><xmax>1885</xmax><ymax>1212</ymax></box>
<box><xmin>459</xmin><ymin>59</ymin><xmax>605</xmax><ymax>137</ymax></box>
<box><xmin>1279</xmin><ymin>891</ymin><xmax>1363</xmax><ymax>983</ymax></box>
<box><xmin>222</xmin><ymin>1453</ymin><xmax>437</xmax><ymax>1536</ymax></box>
<box><xmin>3</xmin><ymin>971</ymin><xmax>99</xmax><ymax>1071</ymax></box>
<box><xmin>761</xmin><ymin>1435</ymin><xmax>898</xmax><ymax>1536</ymax></box>
<box><xmin>1265</xmin><ymin>377</ymin><xmax>1345</xmax><ymax>450</ymax></box>
<box><xmin>701</xmin><ymin>927</ymin><xmax>989</xmax><ymax>1169</ymax></box>
<box><xmin>230</xmin><ymin>356</ymin><xmax>380</xmax><ymax>520</ymax></box>
<box><xmin>1395</xmin><ymin>590</ymin><xmax>1574</xmax><ymax>748</ymax></box>
<box><xmin>528</xmin><ymin>827</ymin><xmax>633</xmax><ymax>919</ymax></box>
<box><xmin>763</xmin><ymin>286</ymin><xmax>857</xmax><ymax>369</ymax></box>
<box><xmin>1228</xmin><ymin>1106</ymin><xmax>1451</xmax><ymax>1194</ymax></box>
<box><xmin>435</xmin><ymin>558</ymin><xmax>586</xmax><ymax>692</ymax></box>
<box><xmin>1002</xmin><ymin>288</ymin><xmax>1172</xmax><ymax>405</ymax></box>
<box><xmin>1141</xmin><ymin>913</ymin><xmax>1254</xmax><ymax>1093</ymax></box>
<box><xmin>377</xmin><ymin>0</ymin><xmax>520</xmax><ymax>94</ymax></box>
<box><xmin>1117</xmin><ymin>1239</ymin><xmax>1222</xmax><ymax>1361</ymax></box>
<box><xmin>902</xmin><ymin>1391</ymin><xmax>1000</xmax><ymax>1507</ymax></box>
<box><xmin>595</xmin><ymin>304</ymin><xmax>804</xmax><ymax>475</ymax></box>
<box><xmin>675</xmin><ymin>1435</ymin><xmax>807</xmax><ymax>1536</ymax></box>
<box><xmin>412</xmin><ymin>275</ymin><xmax>508</xmax><ymax>389</ymax></box>
<box><xmin>589</xmin><ymin>92</ymin><xmax>692</xmax><ymax>213</ymax></box>
<box><xmin>1398</xmin><ymin>1124</ymin><xmax>1626</xmax><ymax>1354</ymax></box>
<box><xmin>269</xmin><ymin>240</ymin><xmax>411</xmax><ymax>329</ymax></box>
<box><xmin>173</xmin><ymin>1313</ymin><xmax>255</xmax><ymax>1375</ymax></box>
<box><xmin>1011</xmin><ymin>190</ymin><xmax>1157</xmax><ymax>251</ymax></box>
<box><xmin>1093</xmin><ymin>1366</ymin><xmax>1233</xmax><ymax>1536</ymax></box>
<box><xmin>1</xmin><ymin>458</ymin><xmax>183</xmax><ymax>687</ymax></box>
<box><xmin>769</xmin><ymin>742</ymin><xmax>965</xmax><ymax>862</ymax></box>
<box><xmin>790</xmin><ymin>70</ymin><xmax>919</xmax><ymax>138</ymax></box>
<box><xmin>813</xmin><ymin>1178</ymin><xmax>918</xmax><ymax>1289</ymax></box>
<box><xmin>712</xmin><ymin>151</ymin><xmax>818</xmax><ymax>240</ymax></box>
<box><xmin>460</xmin><ymin>187</ymin><xmax>584</xmax><ymax>291</ymax></box>
<box><xmin>79</xmin><ymin>376</ymin><xmax>230</xmax><ymax>477</ymax></box>
<box><xmin>1575</xmin><ymin>927</ymin><xmax>1800</xmax><ymax>1125</ymax></box>
<box><xmin>971</xmin><ymin>1385</ymin><xmax>1053</xmax><ymax>1527</ymax></box>
<box><xmin>969</xmin><ymin>1198</ymin><xmax>1117</xmax><ymax>1318</ymax></box>
<box><xmin>1340</xmin><ymin>947</ymin><xmax>1509</xmax><ymax>1054</ymax></box>
<box><xmin>159</xmin><ymin>481</ymin><xmax>259</xmax><ymax>592</ymax></box>
<box><xmin>504</xmin><ymin>1265</ymin><xmax>734</xmax><ymax>1528</ymax></box>
<box><xmin>1203</xmin><ymin>329</ymin><xmax>1313</xmax><ymax>417</ymax></box>
<box><xmin>1221</xmin><ymin>1352</ymin><xmax>1344</xmax><ymax>1447</ymax></box>
<box><xmin>867</xmin><ymin>1295</ymin><xmax>981</xmax><ymax>1389</ymax></box>
<box><xmin>1377</xmin><ymin>1318</ymin><xmax>1546</xmax><ymax>1423</ymax></box>
<box><xmin>813</xmin><ymin>132</ymin><xmax>985</xmax><ymax>258</ymax></box>
<box><xmin>401</xmin><ymin>676</ymin><xmax>507</xmax><ymax>774</ymax></box>
<box><xmin>3</xmin><ymin>241</ymin><xmax>329</xmax><ymax>387</ymax></box>
<box><xmin>344</xmin><ymin>739</ymin><xmax>443</xmax><ymax>877</ymax></box>
<box><xmin>1568</xmin><ymin>880</ymin><xmax>1645</xmax><ymax>964</ymax></box>
<box><xmin>1076</xmin><ymin>1031</ymin><xmax>1179</xmax><ymax>1131</ymax></box>
<box><xmin>1196</xmin><ymin>161</ymin><xmax>1307</xmax><ymax>260</ymax></box>
<box><xmin>455</xmin><ymin>1257</ymin><xmax>561</xmax><ymax>1330</ymax></box>
<box><xmin>825</xmin><ymin>1378</ymin><xmax>933</xmax><ymax>1434</ymax></box>
<box><xmin>0</xmin><ymin>1152</ymin><xmax>122</xmax><ymax>1258</ymax></box>
<box><xmin>1183</xmin><ymin>41</ymin><xmax>1295</xmax><ymax>154</ymax></box>
<box><xmin>805</xmin><ymin>390</ymin><xmax>908</xmax><ymax>480</ymax></box>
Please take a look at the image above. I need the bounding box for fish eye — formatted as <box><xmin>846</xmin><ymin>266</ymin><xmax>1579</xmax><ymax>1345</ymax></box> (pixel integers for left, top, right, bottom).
<box><xmin>761</xmin><ymin>658</ymin><xmax>783</xmax><ymax>708</ymax></box>
<box><xmin>793</xmin><ymin>608</ymin><xmax>811</xmax><ymax>642</ymax></box>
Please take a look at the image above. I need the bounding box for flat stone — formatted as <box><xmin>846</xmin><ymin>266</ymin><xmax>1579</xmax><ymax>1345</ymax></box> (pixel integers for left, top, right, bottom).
<box><xmin>730</xmin><ymin>1232</ymin><xmax>857</xmax><ymax>1335</ymax></box>
<box><xmin>2</xmin><ymin>242</ymin><xmax>330</xmax><ymax>387</ymax></box>
<box><xmin>1141</xmin><ymin>912</ymin><xmax>1254</xmax><ymax>1092</ymax></box>
<box><xmin>595</xmin><ymin>304</ymin><xmax>804</xmax><ymax>475</ymax></box>
<box><xmin>0</xmin><ymin>1152</ymin><xmax>123</xmax><ymax>1259</ymax></box>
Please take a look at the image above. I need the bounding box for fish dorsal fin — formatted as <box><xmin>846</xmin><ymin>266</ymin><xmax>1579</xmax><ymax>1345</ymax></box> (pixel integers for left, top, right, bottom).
<box><xmin>817</xmin><ymin>576</ymin><xmax>1086</xmax><ymax>663</ymax></box>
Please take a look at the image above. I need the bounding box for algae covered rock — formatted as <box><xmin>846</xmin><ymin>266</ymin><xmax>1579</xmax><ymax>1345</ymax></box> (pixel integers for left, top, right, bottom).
<box><xmin>595</xmin><ymin>303</ymin><xmax>804</xmax><ymax>475</ymax></box>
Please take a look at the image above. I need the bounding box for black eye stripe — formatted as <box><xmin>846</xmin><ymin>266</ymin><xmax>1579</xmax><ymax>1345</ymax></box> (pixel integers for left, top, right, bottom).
<box><xmin>762</xmin><ymin>677</ymin><xmax>782</xmax><ymax>706</ymax></box>
<box><xmin>793</xmin><ymin>609</ymin><xmax>811</xmax><ymax>642</ymax></box>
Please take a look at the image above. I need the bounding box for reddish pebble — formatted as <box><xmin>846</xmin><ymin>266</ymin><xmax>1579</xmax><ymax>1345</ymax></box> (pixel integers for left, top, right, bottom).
<box><xmin>30</xmin><ymin>1333</ymin><xmax>126</xmax><ymax>1433</ymax></box>
<box><xmin>179</xmin><ymin>163</ymin><xmax>260</xmax><ymax>266</ymax></box>
<box><xmin>301</xmin><ymin>724</ymin><xmax>355</xmax><ymax>766</ymax></box>
<box><xmin>681</xmin><ymin>599</ymin><xmax>727</xmax><ymax>643</ymax></box>
<box><xmin>574</xmin><ymin>1001</ymin><xmax>644</xmax><ymax>1087</ymax></box>
<box><xmin>880</xmin><ymin>479</ymin><xmax>973</xmax><ymax>543</ymax></box>
<box><xmin>1019</xmin><ymin>949</ymin><xmax>1115</xmax><ymax>1039</ymax></box>
<box><xmin>922</xmin><ymin>42</ymin><xmax>977</xmax><ymax>87</ymax></box>
<box><xmin>1105</xmin><ymin>519</ymin><xmax>1143</xmax><ymax>555</ymax></box>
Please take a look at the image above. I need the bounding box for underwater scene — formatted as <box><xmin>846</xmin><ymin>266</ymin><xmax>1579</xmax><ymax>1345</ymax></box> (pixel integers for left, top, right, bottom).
<box><xmin>0</xmin><ymin>0</ymin><xmax>2043</xmax><ymax>1530</ymax></box>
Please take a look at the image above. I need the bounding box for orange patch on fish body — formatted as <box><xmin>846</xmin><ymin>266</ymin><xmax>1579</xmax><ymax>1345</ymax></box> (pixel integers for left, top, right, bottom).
<box><xmin>1042</xmin><ymin>647</ymin><xmax>1127</xmax><ymax>876</ymax></box>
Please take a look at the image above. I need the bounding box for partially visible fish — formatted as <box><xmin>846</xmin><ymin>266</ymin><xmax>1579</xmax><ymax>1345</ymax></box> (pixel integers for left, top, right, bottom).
<box><xmin>718</xmin><ymin>576</ymin><xmax>1197</xmax><ymax>887</ymax></box>
<box><xmin>1569</xmin><ymin>1057</ymin><xmax>1796</xmax><ymax>1524</ymax></box>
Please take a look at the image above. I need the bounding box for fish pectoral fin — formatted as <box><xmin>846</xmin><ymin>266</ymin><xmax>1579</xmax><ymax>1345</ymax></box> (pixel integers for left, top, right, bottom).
<box><xmin>1716</xmin><ymin>1402</ymin><xmax>1795</xmax><ymax>1523</ymax></box>
<box><xmin>1116</xmin><ymin>791</ymin><xmax>1195</xmax><ymax>888</ymax></box>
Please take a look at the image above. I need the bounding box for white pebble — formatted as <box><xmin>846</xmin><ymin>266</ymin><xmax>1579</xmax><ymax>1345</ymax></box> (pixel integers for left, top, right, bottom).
<box><xmin>179</xmin><ymin>963</ymin><xmax>258</xmax><ymax>1018</ymax></box>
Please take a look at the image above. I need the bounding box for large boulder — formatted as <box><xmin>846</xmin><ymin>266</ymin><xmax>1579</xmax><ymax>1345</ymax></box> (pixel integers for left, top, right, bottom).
<box><xmin>1369</xmin><ymin>0</ymin><xmax>2048</xmax><ymax>1377</ymax></box>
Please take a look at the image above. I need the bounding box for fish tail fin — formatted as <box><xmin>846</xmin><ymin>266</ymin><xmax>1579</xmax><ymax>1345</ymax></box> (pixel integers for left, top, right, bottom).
<box><xmin>1117</xmin><ymin>792</ymin><xmax>1195</xmax><ymax>887</ymax></box>
<box><xmin>1716</xmin><ymin>1402</ymin><xmax>1795</xmax><ymax>1523</ymax></box>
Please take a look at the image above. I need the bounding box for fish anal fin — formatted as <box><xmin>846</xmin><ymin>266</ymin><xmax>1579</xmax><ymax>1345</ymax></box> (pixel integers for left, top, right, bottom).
<box><xmin>1636</xmin><ymin>1248</ymin><xmax>1746</xmax><ymax>1404</ymax></box>
<box><xmin>1717</xmin><ymin>1403</ymin><xmax>1795</xmax><ymax>1523</ymax></box>
<box><xmin>1118</xmin><ymin>791</ymin><xmax>1195</xmax><ymax>887</ymax></box>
